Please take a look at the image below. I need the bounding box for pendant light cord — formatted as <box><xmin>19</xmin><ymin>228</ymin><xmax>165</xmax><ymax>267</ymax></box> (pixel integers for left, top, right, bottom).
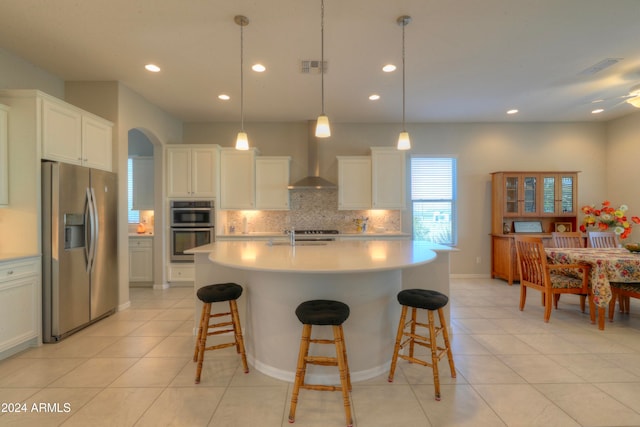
<box><xmin>401</xmin><ymin>19</ymin><xmax>406</xmax><ymax>132</ymax></box>
<box><xmin>320</xmin><ymin>0</ymin><xmax>325</xmax><ymax>115</ymax></box>
<box><xmin>240</xmin><ymin>21</ymin><xmax>245</xmax><ymax>132</ymax></box>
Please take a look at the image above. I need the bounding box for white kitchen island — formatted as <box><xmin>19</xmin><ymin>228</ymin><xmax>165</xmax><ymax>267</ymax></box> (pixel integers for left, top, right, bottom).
<box><xmin>188</xmin><ymin>240</ymin><xmax>454</xmax><ymax>384</ymax></box>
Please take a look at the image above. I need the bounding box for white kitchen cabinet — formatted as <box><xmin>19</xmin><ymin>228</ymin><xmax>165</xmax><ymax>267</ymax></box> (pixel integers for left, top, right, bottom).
<box><xmin>371</xmin><ymin>147</ymin><xmax>406</xmax><ymax>209</ymax></box>
<box><xmin>128</xmin><ymin>237</ymin><xmax>153</xmax><ymax>282</ymax></box>
<box><xmin>337</xmin><ymin>156</ymin><xmax>371</xmax><ymax>210</ymax></box>
<box><xmin>219</xmin><ymin>148</ymin><xmax>257</xmax><ymax>209</ymax></box>
<box><xmin>166</xmin><ymin>145</ymin><xmax>218</xmax><ymax>198</ymax></box>
<box><xmin>0</xmin><ymin>104</ymin><xmax>8</xmax><ymax>205</ymax></box>
<box><xmin>132</xmin><ymin>157</ymin><xmax>154</xmax><ymax>210</ymax></box>
<box><xmin>168</xmin><ymin>263</ymin><xmax>194</xmax><ymax>282</ymax></box>
<box><xmin>0</xmin><ymin>256</ymin><xmax>40</xmax><ymax>358</ymax></box>
<box><xmin>255</xmin><ymin>157</ymin><xmax>290</xmax><ymax>210</ymax></box>
<box><xmin>41</xmin><ymin>96</ymin><xmax>112</xmax><ymax>171</ymax></box>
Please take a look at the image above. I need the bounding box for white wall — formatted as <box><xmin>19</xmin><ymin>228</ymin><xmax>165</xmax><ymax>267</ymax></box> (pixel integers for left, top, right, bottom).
<box><xmin>0</xmin><ymin>48</ymin><xmax>64</xmax><ymax>97</ymax></box>
<box><xmin>184</xmin><ymin>120</ymin><xmax>609</xmax><ymax>275</ymax></box>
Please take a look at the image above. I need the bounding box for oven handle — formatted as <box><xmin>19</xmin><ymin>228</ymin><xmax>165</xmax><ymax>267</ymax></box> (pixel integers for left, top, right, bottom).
<box><xmin>171</xmin><ymin>227</ymin><xmax>215</xmax><ymax>231</ymax></box>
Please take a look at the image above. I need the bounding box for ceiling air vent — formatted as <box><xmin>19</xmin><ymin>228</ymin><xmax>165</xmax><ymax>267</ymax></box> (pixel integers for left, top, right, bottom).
<box><xmin>578</xmin><ymin>58</ymin><xmax>623</xmax><ymax>76</ymax></box>
<box><xmin>301</xmin><ymin>60</ymin><xmax>328</xmax><ymax>74</ymax></box>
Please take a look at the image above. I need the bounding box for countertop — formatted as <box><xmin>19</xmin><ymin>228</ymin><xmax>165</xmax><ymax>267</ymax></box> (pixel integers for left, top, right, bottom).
<box><xmin>0</xmin><ymin>251</ymin><xmax>40</xmax><ymax>262</ymax></box>
<box><xmin>216</xmin><ymin>231</ymin><xmax>410</xmax><ymax>239</ymax></box>
<box><xmin>188</xmin><ymin>240</ymin><xmax>451</xmax><ymax>274</ymax></box>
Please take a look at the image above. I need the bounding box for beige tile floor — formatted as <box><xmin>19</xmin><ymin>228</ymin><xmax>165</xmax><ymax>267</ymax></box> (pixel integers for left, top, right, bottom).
<box><xmin>2</xmin><ymin>277</ymin><xmax>640</xmax><ymax>426</ymax></box>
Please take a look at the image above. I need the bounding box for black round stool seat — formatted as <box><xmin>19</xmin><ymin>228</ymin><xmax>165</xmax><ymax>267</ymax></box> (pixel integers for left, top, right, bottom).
<box><xmin>397</xmin><ymin>289</ymin><xmax>448</xmax><ymax>311</ymax></box>
<box><xmin>295</xmin><ymin>300</ymin><xmax>350</xmax><ymax>325</ymax></box>
<box><xmin>197</xmin><ymin>283</ymin><xmax>243</xmax><ymax>303</ymax></box>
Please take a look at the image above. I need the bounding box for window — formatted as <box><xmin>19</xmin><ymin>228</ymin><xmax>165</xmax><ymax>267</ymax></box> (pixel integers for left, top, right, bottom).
<box><xmin>411</xmin><ymin>157</ymin><xmax>457</xmax><ymax>245</ymax></box>
<box><xmin>127</xmin><ymin>158</ymin><xmax>140</xmax><ymax>224</ymax></box>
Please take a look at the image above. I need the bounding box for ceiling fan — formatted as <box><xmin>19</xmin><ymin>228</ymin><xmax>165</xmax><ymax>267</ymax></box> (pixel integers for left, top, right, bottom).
<box><xmin>590</xmin><ymin>83</ymin><xmax>640</xmax><ymax>110</ymax></box>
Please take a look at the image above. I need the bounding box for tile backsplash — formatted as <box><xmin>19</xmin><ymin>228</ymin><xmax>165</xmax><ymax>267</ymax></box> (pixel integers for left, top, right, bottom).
<box><xmin>220</xmin><ymin>189</ymin><xmax>401</xmax><ymax>234</ymax></box>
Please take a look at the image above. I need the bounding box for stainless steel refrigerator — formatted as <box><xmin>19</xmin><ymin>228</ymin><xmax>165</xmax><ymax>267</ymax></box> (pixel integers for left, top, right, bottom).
<box><xmin>42</xmin><ymin>161</ymin><xmax>118</xmax><ymax>342</ymax></box>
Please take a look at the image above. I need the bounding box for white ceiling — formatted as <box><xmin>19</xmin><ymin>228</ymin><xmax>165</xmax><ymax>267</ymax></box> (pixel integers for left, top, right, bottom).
<box><xmin>2</xmin><ymin>0</ymin><xmax>640</xmax><ymax>123</ymax></box>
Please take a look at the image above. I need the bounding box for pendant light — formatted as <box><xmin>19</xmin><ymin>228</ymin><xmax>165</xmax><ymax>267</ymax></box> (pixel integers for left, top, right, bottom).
<box><xmin>397</xmin><ymin>15</ymin><xmax>412</xmax><ymax>150</ymax></box>
<box><xmin>315</xmin><ymin>0</ymin><xmax>331</xmax><ymax>138</ymax></box>
<box><xmin>234</xmin><ymin>15</ymin><xmax>249</xmax><ymax>150</ymax></box>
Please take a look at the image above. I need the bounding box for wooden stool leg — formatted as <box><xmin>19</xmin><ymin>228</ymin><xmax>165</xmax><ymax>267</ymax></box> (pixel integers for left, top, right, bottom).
<box><xmin>438</xmin><ymin>308</ymin><xmax>456</xmax><ymax>378</ymax></box>
<box><xmin>193</xmin><ymin>302</ymin><xmax>207</xmax><ymax>362</ymax></box>
<box><xmin>334</xmin><ymin>325</ymin><xmax>353</xmax><ymax>427</ymax></box>
<box><xmin>427</xmin><ymin>310</ymin><xmax>442</xmax><ymax>400</ymax></box>
<box><xmin>388</xmin><ymin>305</ymin><xmax>408</xmax><ymax>382</ymax></box>
<box><xmin>229</xmin><ymin>300</ymin><xmax>249</xmax><ymax>373</ymax></box>
<box><xmin>409</xmin><ymin>307</ymin><xmax>417</xmax><ymax>357</ymax></box>
<box><xmin>195</xmin><ymin>302</ymin><xmax>212</xmax><ymax>384</ymax></box>
<box><xmin>288</xmin><ymin>324</ymin><xmax>312</xmax><ymax>424</ymax></box>
<box><xmin>337</xmin><ymin>325</ymin><xmax>352</xmax><ymax>391</ymax></box>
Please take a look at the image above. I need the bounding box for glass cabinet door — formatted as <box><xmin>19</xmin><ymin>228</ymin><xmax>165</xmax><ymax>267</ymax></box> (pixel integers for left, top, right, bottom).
<box><xmin>559</xmin><ymin>174</ymin><xmax>576</xmax><ymax>214</ymax></box>
<box><xmin>541</xmin><ymin>173</ymin><xmax>576</xmax><ymax>215</ymax></box>
<box><xmin>542</xmin><ymin>176</ymin><xmax>556</xmax><ymax>214</ymax></box>
<box><xmin>522</xmin><ymin>176</ymin><xmax>537</xmax><ymax>214</ymax></box>
<box><xmin>504</xmin><ymin>176</ymin><xmax>519</xmax><ymax>214</ymax></box>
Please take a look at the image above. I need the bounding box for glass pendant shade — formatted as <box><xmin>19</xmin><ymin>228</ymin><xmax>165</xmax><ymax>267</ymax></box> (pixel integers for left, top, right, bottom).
<box><xmin>235</xmin><ymin>131</ymin><xmax>249</xmax><ymax>150</ymax></box>
<box><xmin>397</xmin><ymin>131</ymin><xmax>411</xmax><ymax>150</ymax></box>
<box><xmin>315</xmin><ymin>115</ymin><xmax>331</xmax><ymax>138</ymax></box>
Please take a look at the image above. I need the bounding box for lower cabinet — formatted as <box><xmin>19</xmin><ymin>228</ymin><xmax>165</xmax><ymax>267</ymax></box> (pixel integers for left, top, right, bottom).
<box><xmin>0</xmin><ymin>256</ymin><xmax>40</xmax><ymax>358</ymax></box>
<box><xmin>491</xmin><ymin>234</ymin><xmax>552</xmax><ymax>285</ymax></box>
<box><xmin>168</xmin><ymin>263</ymin><xmax>194</xmax><ymax>282</ymax></box>
<box><xmin>128</xmin><ymin>237</ymin><xmax>153</xmax><ymax>282</ymax></box>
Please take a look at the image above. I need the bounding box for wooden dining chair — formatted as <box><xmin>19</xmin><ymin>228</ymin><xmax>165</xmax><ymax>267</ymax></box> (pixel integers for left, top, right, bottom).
<box><xmin>587</xmin><ymin>231</ymin><xmax>619</xmax><ymax>248</ymax></box>
<box><xmin>609</xmin><ymin>283</ymin><xmax>640</xmax><ymax>320</ymax></box>
<box><xmin>514</xmin><ymin>236</ymin><xmax>593</xmax><ymax>323</ymax></box>
<box><xmin>552</xmin><ymin>232</ymin><xmax>585</xmax><ymax>248</ymax></box>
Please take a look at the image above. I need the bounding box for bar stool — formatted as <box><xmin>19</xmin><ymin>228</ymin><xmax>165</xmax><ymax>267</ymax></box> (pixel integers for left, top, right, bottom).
<box><xmin>288</xmin><ymin>299</ymin><xmax>352</xmax><ymax>427</ymax></box>
<box><xmin>388</xmin><ymin>289</ymin><xmax>456</xmax><ymax>400</ymax></box>
<box><xmin>193</xmin><ymin>282</ymin><xmax>248</xmax><ymax>384</ymax></box>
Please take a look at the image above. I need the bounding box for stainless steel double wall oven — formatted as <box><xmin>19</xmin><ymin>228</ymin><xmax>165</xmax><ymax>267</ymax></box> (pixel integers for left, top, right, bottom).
<box><xmin>170</xmin><ymin>200</ymin><xmax>214</xmax><ymax>262</ymax></box>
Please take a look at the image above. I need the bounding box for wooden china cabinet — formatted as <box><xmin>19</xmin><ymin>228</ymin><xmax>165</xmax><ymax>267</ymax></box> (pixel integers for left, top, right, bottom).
<box><xmin>491</xmin><ymin>171</ymin><xmax>579</xmax><ymax>284</ymax></box>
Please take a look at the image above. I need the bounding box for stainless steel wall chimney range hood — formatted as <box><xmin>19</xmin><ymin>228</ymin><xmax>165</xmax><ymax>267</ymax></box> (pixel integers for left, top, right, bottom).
<box><xmin>288</xmin><ymin>121</ymin><xmax>337</xmax><ymax>189</ymax></box>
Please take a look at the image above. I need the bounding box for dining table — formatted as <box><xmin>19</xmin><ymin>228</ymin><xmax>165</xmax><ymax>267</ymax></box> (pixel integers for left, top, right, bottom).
<box><xmin>545</xmin><ymin>247</ymin><xmax>640</xmax><ymax>330</ymax></box>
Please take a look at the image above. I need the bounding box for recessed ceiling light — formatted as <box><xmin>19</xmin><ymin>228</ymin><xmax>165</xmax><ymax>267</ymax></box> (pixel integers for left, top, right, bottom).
<box><xmin>382</xmin><ymin>64</ymin><xmax>396</xmax><ymax>72</ymax></box>
<box><xmin>218</xmin><ymin>94</ymin><xmax>230</xmax><ymax>101</ymax></box>
<box><xmin>592</xmin><ymin>108</ymin><xmax>604</xmax><ymax>114</ymax></box>
<box><xmin>145</xmin><ymin>64</ymin><xmax>161</xmax><ymax>72</ymax></box>
<box><xmin>369</xmin><ymin>94</ymin><xmax>380</xmax><ymax>101</ymax></box>
<box><xmin>507</xmin><ymin>109</ymin><xmax>519</xmax><ymax>115</ymax></box>
<box><xmin>252</xmin><ymin>64</ymin><xmax>266</xmax><ymax>72</ymax></box>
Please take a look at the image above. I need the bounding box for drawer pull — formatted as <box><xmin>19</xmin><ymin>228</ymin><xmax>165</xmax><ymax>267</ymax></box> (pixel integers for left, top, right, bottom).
<box><xmin>7</xmin><ymin>270</ymin><xmax>14</xmax><ymax>275</ymax></box>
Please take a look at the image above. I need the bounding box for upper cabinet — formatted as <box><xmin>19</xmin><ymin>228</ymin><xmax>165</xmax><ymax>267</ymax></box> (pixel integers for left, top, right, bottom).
<box><xmin>337</xmin><ymin>156</ymin><xmax>371</xmax><ymax>210</ymax></box>
<box><xmin>540</xmin><ymin>173</ymin><xmax>577</xmax><ymax>217</ymax></box>
<box><xmin>41</xmin><ymin>96</ymin><xmax>113</xmax><ymax>171</ymax></box>
<box><xmin>255</xmin><ymin>157</ymin><xmax>290</xmax><ymax>210</ymax></box>
<box><xmin>166</xmin><ymin>145</ymin><xmax>218</xmax><ymax>198</ymax></box>
<box><xmin>371</xmin><ymin>147</ymin><xmax>406</xmax><ymax>209</ymax></box>
<box><xmin>0</xmin><ymin>104</ymin><xmax>8</xmax><ymax>205</ymax></box>
<box><xmin>492</xmin><ymin>171</ymin><xmax>578</xmax><ymax>224</ymax></box>
<box><xmin>337</xmin><ymin>147</ymin><xmax>406</xmax><ymax>210</ymax></box>
<box><xmin>219</xmin><ymin>148</ymin><xmax>257</xmax><ymax>209</ymax></box>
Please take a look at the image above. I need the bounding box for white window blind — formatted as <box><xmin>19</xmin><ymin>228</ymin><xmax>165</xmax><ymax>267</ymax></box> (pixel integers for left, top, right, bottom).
<box><xmin>128</xmin><ymin>158</ymin><xmax>140</xmax><ymax>224</ymax></box>
<box><xmin>411</xmin><ymin>157</ymin><xmax>457</xmax><ymax>245</ymax></box>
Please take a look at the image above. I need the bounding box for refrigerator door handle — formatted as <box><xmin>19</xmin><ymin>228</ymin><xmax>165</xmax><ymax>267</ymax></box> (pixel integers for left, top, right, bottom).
<box><xmin>90</xmin><ymin>187</ymin><xmax>100</xmax><ymax>272</ymax></box>
<box><xmin>85</xmin><ymin>188</ymin><xmax>97</xmax><ymax>273</ymax></box>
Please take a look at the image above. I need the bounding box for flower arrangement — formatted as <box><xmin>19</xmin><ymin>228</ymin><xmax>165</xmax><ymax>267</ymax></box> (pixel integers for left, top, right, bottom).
<box><xmin>579</xmin><ymin>200</ymin><xmax>640</xmax><ymax>239</ymax></box>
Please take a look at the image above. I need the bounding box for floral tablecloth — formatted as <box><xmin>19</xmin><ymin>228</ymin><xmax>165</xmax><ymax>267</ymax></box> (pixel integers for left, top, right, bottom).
<box><xmin>545</xmin><ymin>247</ymin><xmax>640</xmax><ymax>307</ymax></box>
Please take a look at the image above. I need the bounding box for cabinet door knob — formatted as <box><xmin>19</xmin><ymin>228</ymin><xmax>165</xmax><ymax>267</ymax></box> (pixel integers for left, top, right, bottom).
<box><xmin>7</xmin><ymin>270</ymin><xmax>13</xmax><ymax>275</ymax></box>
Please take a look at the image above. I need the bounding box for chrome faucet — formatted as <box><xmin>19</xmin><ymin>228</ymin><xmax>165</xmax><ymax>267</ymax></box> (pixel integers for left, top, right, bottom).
<box><xmin>289</xmin><ymin>227</ymin><xmax>295</xmax><ymax>246</ymax></box>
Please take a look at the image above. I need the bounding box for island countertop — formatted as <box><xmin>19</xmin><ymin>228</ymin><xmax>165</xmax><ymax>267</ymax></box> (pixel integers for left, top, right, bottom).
<box><xmin>188</xmin><ymin>240</ymin><xmax>449</xmax><ymax>274</ymax></box>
